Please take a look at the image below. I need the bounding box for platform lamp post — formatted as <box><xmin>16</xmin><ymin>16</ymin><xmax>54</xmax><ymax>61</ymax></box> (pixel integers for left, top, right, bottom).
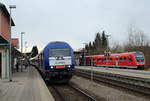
<box><xmin>105</xmin><ymin>34</ymin><xmax>111</xmax><ymax>51</ymax></box>
<box><xmin>24</xmin><ymin>41</ymin><xmax>27</xmax><ymax>53</ymax></box>
<box><xmin>82</xmin><ymin>43</ymin><xmax>87</xmax><ymax>66</ymax></box>
<box><xmin>21</xmin><ymin>32</ymin><xmax>25</xmax><ymax>72</ymax></box>
<box><xmin>24</xmin><ymin>41</ymin><xmax>28</xmax><ymax>65</ymax></box>
<box><xmin>9</xmin><ymin>5</ymin><xmax>16</xmax><ymax>82</ymax></box>
<box><xmin>105</xmin><ymin>34</ymin><xmax>111</xmax><ymax>68</ymax></box>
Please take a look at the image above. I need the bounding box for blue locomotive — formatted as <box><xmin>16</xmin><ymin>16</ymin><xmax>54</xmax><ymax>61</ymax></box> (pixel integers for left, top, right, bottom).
<box><xmin>33</xmin><ymin>41</ymin><xmax>75</xmax><ymax>83</ymax></box>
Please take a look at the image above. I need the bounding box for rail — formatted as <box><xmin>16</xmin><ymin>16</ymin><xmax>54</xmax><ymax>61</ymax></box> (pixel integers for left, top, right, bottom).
<box><xmin>47</xmin><ymin>83</ymin><xmax>98</xmax><ymax>101</ymax></box>
<box><xmin>75</xmin><ymin>68</ymin><xmax>150</xmax><ymax>96</ymax></box>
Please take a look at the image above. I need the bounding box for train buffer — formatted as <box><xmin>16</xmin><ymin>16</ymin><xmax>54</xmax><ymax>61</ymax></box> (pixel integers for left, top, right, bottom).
<box><xmin>0</xmin><ymin>66</ymin><xmax>54</xmax><ymax>101</ymax></box>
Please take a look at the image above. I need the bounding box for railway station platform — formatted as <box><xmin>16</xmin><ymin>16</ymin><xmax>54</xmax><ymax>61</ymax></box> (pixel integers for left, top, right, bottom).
<box><xmin>0</xmin><ymin>66</ymin><xmax>55</xmax><ymax>101</ymax></box>
<box><xmin>76</xmin><ymin>66</ymin><xmax>150</xmax><ymax>79</ymax></box>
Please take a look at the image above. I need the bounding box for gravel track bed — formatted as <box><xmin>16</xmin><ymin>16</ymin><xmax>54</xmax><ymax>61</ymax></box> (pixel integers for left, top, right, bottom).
<box><xmin>47</xmin><ymin>82</ymin><xmax>96</xmax><ymax>101</ymax></box>
<box><xmin>70</xmin><ymin>76</ymin><xmax>150</xmax><ymax>101</ymax></box>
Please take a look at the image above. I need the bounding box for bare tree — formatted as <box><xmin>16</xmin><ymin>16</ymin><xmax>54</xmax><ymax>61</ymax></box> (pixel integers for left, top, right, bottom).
<box><xmin>124</xmin><ymin>26</ymin><xmax>150</xmax><ymax>67</ymax></box>
<box><xmin>127</xmin><ymin>26</ymin><xmax>148</xmax><ymax>47</ymax></box>
<box><xmin>111</xmin><ymin>41</ymin><xmax>124</xmax><ymax>53</ymax></box>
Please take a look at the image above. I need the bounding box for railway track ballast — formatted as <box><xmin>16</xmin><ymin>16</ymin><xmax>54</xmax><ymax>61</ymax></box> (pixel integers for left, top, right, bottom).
<box><xmin>75</xmin><ymin>68</ymin><xmax>150</xmax><ymax>96</ymax></box>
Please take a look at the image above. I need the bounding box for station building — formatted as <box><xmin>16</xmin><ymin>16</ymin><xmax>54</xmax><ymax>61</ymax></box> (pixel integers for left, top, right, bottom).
<box><xmin>0</xmin><ymin>2</ymin><xmax>15</xmax><ymax>79</ymax></box>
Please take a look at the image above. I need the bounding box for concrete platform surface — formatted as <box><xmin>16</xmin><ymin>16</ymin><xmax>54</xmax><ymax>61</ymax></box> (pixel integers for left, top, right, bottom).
<box><xmin>76</xmin><ymin>66</ymin><xmax>150</xmax><ymax>79</ymax></box>
<box><xmin>0</xmin><ymin>66</ymin><xmax>55</xmax><ymax>101</ymax></box>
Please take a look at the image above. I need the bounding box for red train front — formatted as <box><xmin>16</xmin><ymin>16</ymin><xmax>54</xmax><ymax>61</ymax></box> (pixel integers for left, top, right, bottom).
<box><xmin>79</xmin><ymin>51</ymin><xmax>145</xmax><ymax>69</ymax></box>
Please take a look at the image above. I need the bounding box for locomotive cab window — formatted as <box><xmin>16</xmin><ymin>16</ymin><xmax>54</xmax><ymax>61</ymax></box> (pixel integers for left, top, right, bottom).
<box><xmin>49</xmin><ymin>48</ymin><xmax>70</xmax><ymax>57</ymax></box>
<box><xmin>135</xmin><ymin>52</ymin><xmax>144</xmax><ymax>63</ymax></box>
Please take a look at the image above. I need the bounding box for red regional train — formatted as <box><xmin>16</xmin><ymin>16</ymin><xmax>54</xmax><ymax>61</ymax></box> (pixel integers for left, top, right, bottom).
<box><xmin>79</xmin><ymin>51</ymin><xmax>145</xmax><ymax>69</ymax></box>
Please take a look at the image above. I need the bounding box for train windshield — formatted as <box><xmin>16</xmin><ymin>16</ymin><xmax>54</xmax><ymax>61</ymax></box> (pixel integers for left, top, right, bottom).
<box><xmin>49</xmin><ymin>48</ymin><xmax>70</xmax><ymax>57</ymax></box>
<box><xmin>135</xmin><ymin>52</ymin><xmax>144</xmax><ymax>63</ymax></box>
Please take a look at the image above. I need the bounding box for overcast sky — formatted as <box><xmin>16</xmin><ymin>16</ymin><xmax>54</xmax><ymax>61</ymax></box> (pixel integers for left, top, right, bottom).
<box><xmin>1</xmin><ymin>0</ymin><xmax>150</xmax><ymax>52</ymax></box>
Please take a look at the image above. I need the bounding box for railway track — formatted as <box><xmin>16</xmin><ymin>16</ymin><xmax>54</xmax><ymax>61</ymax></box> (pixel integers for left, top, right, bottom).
<box><xmin>75</xmin><ymin>68</ymin><xmax>150</xmax><ymax>96</ymax></box>
<box><xmin>47</xmin><ymin>83</ymin><xmax>97</xmax><ymax>101</ymax></box>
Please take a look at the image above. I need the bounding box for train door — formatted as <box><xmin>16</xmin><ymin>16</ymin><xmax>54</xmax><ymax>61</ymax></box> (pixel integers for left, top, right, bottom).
<box><xmin>89</xmin><ymin>58</ymin><xmax>91</xmax><ymax>66</ymax></box>
<box><xmin>119</xmin><ymin>57</ymin><xmax>123</xmax><ymax>66</ymax></box>
<box><xmin>0</xmin><ymin>53</ymin><xmax>1</xmax><ymax>78</ymax></box>
<box><xmin>90</xmin><ymin>58</ymin><xmax>94</xmax><ymax>66</ymax></box>
<box><xmin>123</xmin><ymin>57</ymin><xmax>127</xmax><ymax>66</ymax></box>
<box><xmin>115</xmin><ymin>56</ymin><xmax>119</xmax><ymax>67</ymax></box>
<box><xmin>127</xmin><ymin>56</ymin><xmax>133</xmax><ymax>66</ymax></box>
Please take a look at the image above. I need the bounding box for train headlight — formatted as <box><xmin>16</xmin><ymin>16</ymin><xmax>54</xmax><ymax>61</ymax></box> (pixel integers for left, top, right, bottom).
<box><xmin>50</xmin><ymin>66</ymin><xmax>53</xmax><ymax>69</ymax></box>
<box><xmin>68</xmin><ymin>65</ymin><xmax>71</xmax><ymax>68</ymax></box>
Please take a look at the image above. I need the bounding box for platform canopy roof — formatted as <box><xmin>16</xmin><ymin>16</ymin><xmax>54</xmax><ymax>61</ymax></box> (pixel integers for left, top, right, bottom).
<box><xmin>0</xmin><ymin>2</ymin><xmax>15</xmax><ymax>26</ymax></box>
<box><xmin>0</xmin><ymin>35</ymin><xmax>9</xmax><ymax>44</ymax></box>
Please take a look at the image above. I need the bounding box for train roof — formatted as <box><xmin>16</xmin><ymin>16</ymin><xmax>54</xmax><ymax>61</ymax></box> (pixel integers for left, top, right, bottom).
<box><xmin>82</xmin><ymin>51</ymin><xmax>143</xmax><ymax>58</ymax></box>
<box><xmin>110</xmin><ymin>51</ymin><xmax>143</xmax><ymax>55</ymax></box>
<box><xmin>48</xmin><ymin>41</ymin><xmax>67</xmax><ymax>44</ymax></box>
<box><xmin>37</xmin><ymin>41</ymin><xmax>73</xmax><ymax>55</ymax></box>
<box><xmin>45</xmin><ymin>41</ymin><xmax>71</xmax><ymax>49</ymax></box>
<box><xmin>42</xmin><ymin>41</ymin><xmax>73</xmax><ymax>53</ymax></box>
